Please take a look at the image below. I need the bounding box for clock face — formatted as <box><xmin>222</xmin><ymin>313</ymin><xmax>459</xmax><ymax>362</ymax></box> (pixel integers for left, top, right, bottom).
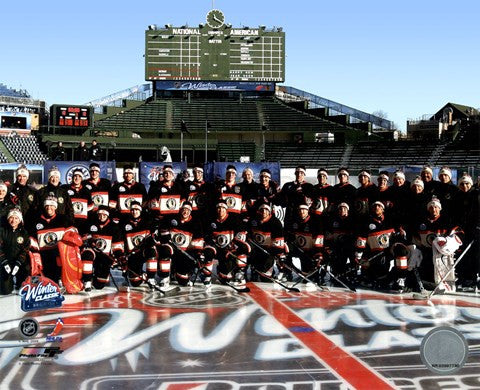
<box><xmin>206</xmin><ymin>9</ymin><xmax>225</xmax><ymax>28</ymax></box>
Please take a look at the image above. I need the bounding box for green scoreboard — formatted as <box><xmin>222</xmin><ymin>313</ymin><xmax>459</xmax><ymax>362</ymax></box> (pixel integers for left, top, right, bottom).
<box><xmin>145</xmin><ymin>9</ymin><xmax>285</xmax><ymax>82</ymax></box>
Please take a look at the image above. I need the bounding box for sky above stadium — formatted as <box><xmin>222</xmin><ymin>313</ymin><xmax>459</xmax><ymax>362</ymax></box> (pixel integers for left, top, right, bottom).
<box><xmin>1</xmin><ymin>0</ymin><xmax>478</xmax><ymax>131</ymax></box>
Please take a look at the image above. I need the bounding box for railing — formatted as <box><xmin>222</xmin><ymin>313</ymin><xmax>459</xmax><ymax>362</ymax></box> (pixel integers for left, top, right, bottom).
<box><xmin>85</xmin><ymin>84</ymin><xmax>153</xmax><ymax>113</ymax></box>
<box><xmin>277</xmin><ymin>86</ymin><xmax>393</xmax><ymax>130</ymax></box>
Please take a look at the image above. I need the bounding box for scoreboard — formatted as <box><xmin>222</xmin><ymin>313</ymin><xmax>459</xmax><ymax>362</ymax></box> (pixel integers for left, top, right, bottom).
<box><xmin>51</xmin><ymin>105</ymin><xmax>92</xmax><ymax>127</ymax></box>
<box><xmin>145</xmin><ymin>11</ymin><xmax>285</xmax><ymax>82</ymax></box>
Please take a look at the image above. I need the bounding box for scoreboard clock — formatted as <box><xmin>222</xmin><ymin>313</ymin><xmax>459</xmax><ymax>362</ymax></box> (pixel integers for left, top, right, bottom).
<box><xmin>145</xmin><ymin>10</ymin><xmax>285</xmax><ymax>82</ymax></box>
<box><xmin>51</xmin><ymin>105</ymin><xmax>92</xmax><ymax>127</ymax></box>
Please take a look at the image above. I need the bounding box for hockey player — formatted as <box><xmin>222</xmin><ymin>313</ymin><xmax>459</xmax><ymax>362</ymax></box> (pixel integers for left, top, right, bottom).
<box><xmin>353</xmin><ymin>170</ymin><xmax>377</xmax><ymax>221</ymax></box>
<box><xmin>215</xmin><ymin>165</ymin><xmax>244</xmax><ymax>215</ymax></box>
<box><xmin>436</xmin><ymin>166</ymin><xmax>458</xmax><ymax>220</ymax></box>
<box><xmin>453</xmin><ymin>174</ymin><xmax>478</xmax><ymax>290</ymax></box>
<box><xmin>331</xmin><ymin>167</ymin><xmax>356</xmax><ymax>211</ymax></box>
<box><xmin>35</xmin><ymin>166</ymin><xmax>74</xmax><ymax>225</ymax></box>
<box><xmin>81</xmin><ymin>205</ymin><xmax>124</xmax><ymax>291</ymax></box>
<box><xmin>0</xmin><ymin>208</ymin><xmax>30</xmax><ymax>294</ymax></box>
<box><xmin>248</xmin><ymin>202</ymin><xmax>286</xmax><ymax>281</ymax></box>
<box><xmin>256</xmin><ymin>168</ymin><xmax>280</xmax><ymax>206</ymax></box>
<box><xmin>387</xmin><ymin>170</ymin><xmax>411</xmax><ymax>226</ymax></box>
<box><xmin>185</xmin><ymin>165</ymin><xmax>214</xmax><ymax>222</ymax></box>
<box><xmin>354</xmin><ymin>201</ymin><xmax>399</xmax><ymax>290</ymax></box>
<box><xmin>63</xmin><ymin>169</ymin><xmax>92</xmax><ymax>234</ymax></box>
<box><xmin>203</xmin><ymin>199</ymin><xmax>250</xmax><ymax>285</ymax></box>
<box><xmin>421</xmin><ymin>166</ymin><xmax>441</xmax><ymax>198</ymax></box>
<box><xmin>109</xmin><ymin>165</ymin><xmax>147</xmax><ymax>217</ymax></box>
<box><xmin>310</xmin><ymin>168</ymin><xmax>333</xmax><ymax>218</ymax></box>
<box><xmin>120</xmin><ymin>201</ymin><xmax>154</xmax><ymax>287</ymax></box>
<box><xmin>324</xmin><ymin>203</ymin><xmax>357</xmax><ymax>282</ymax></box>
<box><xmin>412</xmin><ymin>197</ymin><xmax>462</xmax><ymax>286</ymax></box>
<box><xmin>147</xmin><ymin>165</ymin><xmax>184</xmax><ymax>223</ymax></box>
<box><xmin>372</xmin><ymin>171</ymin><xmax>394</xmax><ymax>216</ymax></box>
<box><xmin>8</xmin><ymin>164</ymin><xmax>37</xmax><ymax>221</ymax></box>
<box><xmin>28</xmin><ymin>196</ymin><xmax>75</xmax><ymax>284</ymax></box>
<box><xmin>285</xmin><ymin>203</ymin><xmax>324</xmax><ymax>281</ymax></box>
<box><xmin>278</xmin><ymin>165</ymin><xmax>314</xmax><ymax>228</ymax></box>
<box><xmin>83</xmin><ymin>162</ymin><xmax>112</xmax><ymax>212</ymax></box>
<box><xmin>152</xmin><ymin>201</ymin><xmax>204</xmax><ymax>288</ymax></box>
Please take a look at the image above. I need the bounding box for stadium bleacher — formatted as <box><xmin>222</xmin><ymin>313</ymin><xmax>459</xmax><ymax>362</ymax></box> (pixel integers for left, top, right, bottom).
<box><xmin>1</xmin><ymin>135</ymin><xmax>47</xmax><ymax>164</ymax></box>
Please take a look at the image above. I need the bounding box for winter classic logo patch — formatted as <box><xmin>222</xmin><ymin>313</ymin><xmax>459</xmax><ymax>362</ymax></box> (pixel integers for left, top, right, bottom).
<box><xmin>19</xmin><ymin>276</ymin><xmax>65</xmax><ymax>312</ymax></box>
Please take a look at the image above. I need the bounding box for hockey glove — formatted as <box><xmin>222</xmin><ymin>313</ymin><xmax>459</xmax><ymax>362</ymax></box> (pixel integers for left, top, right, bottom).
<box><xmin>11</xmin><ymin>260</ymin><xmax>22</xmax><ymax>276</ymax></box>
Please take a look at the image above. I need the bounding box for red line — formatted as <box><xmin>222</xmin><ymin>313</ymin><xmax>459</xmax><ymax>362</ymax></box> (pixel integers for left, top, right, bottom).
<box><xmin>248</xmin><ymin>284</ymin><xmax>395</xmax><ymax>390</ymax></box>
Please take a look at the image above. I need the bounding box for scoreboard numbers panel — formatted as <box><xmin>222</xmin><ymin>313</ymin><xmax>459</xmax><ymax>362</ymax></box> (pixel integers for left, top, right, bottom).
<box><xmin>145</xmin><ymin>26</ymin><xmax>285</xmax><ymax>82</ymax></box>
<box><xmin>51</xmin><ymin>105</ymin><xmax>92</xmax><ymax>128</ymax></box>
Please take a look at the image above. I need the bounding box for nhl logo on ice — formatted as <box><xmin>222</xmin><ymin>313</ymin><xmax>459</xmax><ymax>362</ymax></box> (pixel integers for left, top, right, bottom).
<box><xmin>19</xmin><ymin>318</ymin><xmax>39</xmax><ymax>338</ymax></box>
<box><xmin>19</xmin><ymin>276</ymin><xmax>65</xmax><ymax>312</ymax></box>
<box><xmin>145</xmin><ymin>286</ymin><xmax>250</xmax><ymax>308</ymax></box>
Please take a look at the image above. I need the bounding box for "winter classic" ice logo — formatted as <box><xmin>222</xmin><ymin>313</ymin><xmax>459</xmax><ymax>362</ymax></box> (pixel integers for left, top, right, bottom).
<box><xmin>19</xmin><ymin>276</ymin><xmax>65</xmax><ymax>312</ymax></box>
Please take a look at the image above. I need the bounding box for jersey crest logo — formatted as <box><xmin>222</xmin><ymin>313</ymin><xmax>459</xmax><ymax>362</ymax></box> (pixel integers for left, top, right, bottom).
<box><xmin>173</xmin><ymin>233</ymin><xmax>187</xmax><ymax>246</ymax></box>
<box><xmin>215</xmin><ymin>234</ymin><xmax>229</xmax><ymax>248</ymax></box>
<box><xmin>296</xmin><ymin>235</ymin><xmax>307</xmax><ymax>248</ymax></box>
<box><xmin>225</xmin><ymin>196</ymin><xmax>236</xmax><ymax>208</ymax></box>
<box><xmin>132</xmin><ymin>235</ymin><xmax>144</xmax><ymax>247</ymax></box>
<box><xmin>166</xmin><ymin>198</ymin><xmax>177</xmax><ymax>210</ymax></box>
<box><xmin>43</xmin><ymin>232</ymin><xmax>58</xmax><ymax>247</ymax></box>
<box><xmin>92</xmin><ymin>194</ymin><xmax>104</xmax><ymax>206</ymax></box>
<box><xmin>254</xmin><ymin>233</ymin><xmax>265</xmax><ymax>245</ymax></box>
<box><xmin>94</xmin><ymin>238</ymin><xmax>107</xmax><ymax>251</ymax></box>
<box><xmin>73</xmin><ymin>201</ymin><xmax>84</xmax><ymax>213</ymax></box>
<box><xmin>378</xmin><ymin>233</ymin><xmax>390</xmax><ymax>248</ymax></box>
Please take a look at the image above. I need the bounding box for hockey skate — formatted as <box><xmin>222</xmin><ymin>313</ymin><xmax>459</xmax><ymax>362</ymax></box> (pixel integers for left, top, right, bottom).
<box><xmin>233</xmin><ymin>271</ymin><xmax>246</xmax><ymax>286</ymax></box>
<box><xmin>159</xmin><ymin>277</ymin><xmax>170</xmax><ymax>291</ymax></box>
<box><xmin>84</xmin><ymin>281</ymin><xmax>92</xmax><ymax>292</ymax></box>
<box><xmin>147</xmin><ymin>278</ymin><xmax>158</xmax><ymax>290</ymax></box>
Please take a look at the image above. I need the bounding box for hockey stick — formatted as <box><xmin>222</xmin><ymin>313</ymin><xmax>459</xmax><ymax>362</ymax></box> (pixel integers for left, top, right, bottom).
<box><xmin>109</xmin><ymin>268</ymin><xmax>121</xmax><ymax>292</ymax></box>
<box><xmin>291</xmin><ymin>268</ymin><xmax>321</xmax><ymax>288</ymax></box>
<box><xmin>247</xmin><ymin>239</ymin><xmax>301</xmax><ymax>292</ymax></box>
<box><xmin>412</xmin><ymin>240</ymin><xmax>473</xmax><ymax>300</ymax></box>
<box><xmin>124</xmin><ymin>266</ymin><xmax>183</xmax><ymax>295</ymax></box>
<box><xmin>289</xmin><ymin>241</ymin><xmax>356</xmax><ymax>292</ymax></box>
<box><xmin>277</xmin><ymin>249</ymin><xmax>327</xmax><ymax>291</ymax></box>
<box><xmin>412</xmin><ymin>267</ymin><xmax>427</xmax><ymax>295</ymax></box>
<box><xmin>173</xmin><ymin>244</ymin><xmax>250</xmax><ymax>293</ymax></box>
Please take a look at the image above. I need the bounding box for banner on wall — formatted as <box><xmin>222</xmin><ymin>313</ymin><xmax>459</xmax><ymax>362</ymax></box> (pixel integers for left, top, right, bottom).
<box><xmin>43</xmin><ymin>161</ymin><xmax>117</xmax><ymax>184</ymax></box>
<box><xmin>204</xmin><ymin>162</ymin><xmax>281</xmax><ymax>184</ymax></box>
<box><xmin>139</xmin><ymin>162</ymin><xmax>187</xmax><ymax>192</ymax></box>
